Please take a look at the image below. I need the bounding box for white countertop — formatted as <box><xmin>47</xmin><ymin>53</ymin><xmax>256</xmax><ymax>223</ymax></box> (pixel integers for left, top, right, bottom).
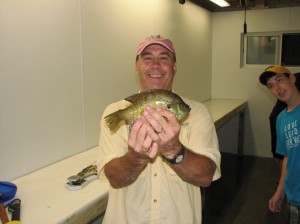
<box><xmin>12</xmin><ymin>147</ymin><xmax>109</xmax><ymax>224</ymax></box>
<box><xmin>203</xmin><ymin>99</ymin><xmax>246</xmax><ymax>129</ymax></box>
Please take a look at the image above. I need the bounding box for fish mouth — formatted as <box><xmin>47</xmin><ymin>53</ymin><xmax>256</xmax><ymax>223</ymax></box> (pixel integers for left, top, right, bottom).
<box><xmin>187</xmin><ymin>105</ymin><xmax>191</xmax><ymax>112</ymax></box>
<box><xmin>183</xmin><ymin>104</ymin><xmax>191</xmax><ymax>113</ymax></box>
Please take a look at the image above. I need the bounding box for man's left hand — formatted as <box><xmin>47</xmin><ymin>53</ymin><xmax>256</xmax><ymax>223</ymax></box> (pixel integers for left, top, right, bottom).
<box><xmin>143</xmin><ymin>106</ymin><xmax>182</xmax><ymax>159</ymax></box>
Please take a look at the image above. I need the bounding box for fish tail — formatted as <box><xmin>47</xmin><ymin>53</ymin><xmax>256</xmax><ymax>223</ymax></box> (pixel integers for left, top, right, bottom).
<box><xmin>104</xmin><ymin>111</ymin><xmax>122</xmax><ymax>131</ymax></box>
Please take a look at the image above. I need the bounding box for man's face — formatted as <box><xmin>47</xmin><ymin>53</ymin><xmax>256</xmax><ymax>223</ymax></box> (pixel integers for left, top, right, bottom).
<box><xmin>135</xmin><ymin>44</ymin><xmax>177</xmax><ymax>92</ymax></box>
<box><xmin>266</xmin><ymin>74</ymin><xmax>296</xmax><ymax>102</ymax></box>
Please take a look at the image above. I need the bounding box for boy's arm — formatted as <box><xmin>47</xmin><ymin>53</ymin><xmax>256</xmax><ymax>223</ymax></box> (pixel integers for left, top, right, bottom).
<box><xmin>269</xmin><ymin>156</ymin><xmax>287</xmax><ymax>213</ymax></box>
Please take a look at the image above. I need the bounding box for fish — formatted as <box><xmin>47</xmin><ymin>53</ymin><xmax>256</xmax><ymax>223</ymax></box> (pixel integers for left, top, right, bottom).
<box><xmin>104</xmin><ymin>89</ymin><xmax>191</xmax><ymax>131</ymax></box>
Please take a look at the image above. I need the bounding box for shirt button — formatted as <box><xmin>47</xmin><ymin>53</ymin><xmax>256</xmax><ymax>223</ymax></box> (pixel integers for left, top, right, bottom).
<box><xmin>154</xmin><ymin>173</ymin><xmax>157</xmax><ymax>177</ymax></box>
<box><xmin>154</xmin><ymin>199</ymin><xmax>157</xmax><ymax>203</ymax></box>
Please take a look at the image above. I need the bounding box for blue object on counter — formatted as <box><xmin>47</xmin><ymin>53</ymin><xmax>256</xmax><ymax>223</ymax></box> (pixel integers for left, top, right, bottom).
<box><xmin>0</xmin><ymin>181</ymin><xmax>17</xmax><ymax>205</ymax></box>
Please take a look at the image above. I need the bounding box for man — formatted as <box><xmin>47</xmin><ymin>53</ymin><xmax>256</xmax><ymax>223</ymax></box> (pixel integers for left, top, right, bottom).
<box><xmin>97</xmin><ymin>35</ymin><xmax>221</xmax><ymax>224</ymax></box>
<box><xmin>259</xmin><ymin>65</ymin><xmax>300</xmax><ymax>224</ymax></box>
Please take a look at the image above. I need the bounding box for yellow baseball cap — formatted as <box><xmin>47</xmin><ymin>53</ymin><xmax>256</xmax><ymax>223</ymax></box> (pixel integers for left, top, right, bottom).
<box><xmin>259</xmin><ymin>65</ymin><xmax>291</xmax><ymax>85</ymax></box>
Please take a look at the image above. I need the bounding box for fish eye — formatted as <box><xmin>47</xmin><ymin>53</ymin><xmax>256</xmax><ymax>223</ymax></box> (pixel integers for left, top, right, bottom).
<box><xmin>167</xmin><ymin>104</ymin><xmax>172</xmax><ymax>109</ymax></box>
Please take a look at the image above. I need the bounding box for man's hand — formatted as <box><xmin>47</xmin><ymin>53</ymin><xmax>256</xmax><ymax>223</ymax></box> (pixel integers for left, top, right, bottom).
<box><xmin>142</xmin><ymin>106</ymin><xmax>182</xmax><ymax>159</ymax></box>
<box><xmin>127</xmin><ymin>115</ymin><xmax>159</xmax><ymax>159</ymax></box>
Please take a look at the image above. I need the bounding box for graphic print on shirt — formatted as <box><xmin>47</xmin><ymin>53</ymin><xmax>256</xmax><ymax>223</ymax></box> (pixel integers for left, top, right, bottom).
<box><xmin>284</xmin><ymin>120</ymin><xmax>300</xmax><ymax>150</ymax></box>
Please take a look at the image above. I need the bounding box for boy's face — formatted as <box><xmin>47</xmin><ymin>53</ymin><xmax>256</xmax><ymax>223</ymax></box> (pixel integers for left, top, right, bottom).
<box><xmin>266</xmin><ymin>74</ymin><xmax>296</xmax><ymax>102</ymax></box>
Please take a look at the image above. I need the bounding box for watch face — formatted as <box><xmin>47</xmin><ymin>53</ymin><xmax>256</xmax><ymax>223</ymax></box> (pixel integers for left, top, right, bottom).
<box><xmin>175</xmin><ymin>155</ymin><xmax>184</xmax><ymax>163</ymax></box>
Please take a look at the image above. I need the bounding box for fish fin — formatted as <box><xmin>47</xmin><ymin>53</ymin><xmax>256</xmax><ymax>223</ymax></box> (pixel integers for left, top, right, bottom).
<box><xmin>124</xmin><ymin>93</ymin><xmax>141</xmax><ymax>104</ymax></box>
<box><xmin>104</xmin><ymin>110</ymin><xmax>121</xmax><ymax>131</ymax></box>
<box><xmin>125</xmin><ymin>89</ymin><xmax>160</xmax><ymax>104</ymax></box>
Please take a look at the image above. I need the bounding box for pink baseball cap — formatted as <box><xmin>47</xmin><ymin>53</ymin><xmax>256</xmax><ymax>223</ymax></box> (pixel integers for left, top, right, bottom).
<box><xmin>136</xmin><ymin>35</ymin><xmax>176</xmax><ymax>58</ymax></box>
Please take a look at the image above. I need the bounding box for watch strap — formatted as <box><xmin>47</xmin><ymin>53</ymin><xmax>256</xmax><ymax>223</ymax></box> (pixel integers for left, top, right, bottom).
<box><xmin>164</xmin><ymin>144</ymin><xmax>185</xmax><ymax>164</ymax></box>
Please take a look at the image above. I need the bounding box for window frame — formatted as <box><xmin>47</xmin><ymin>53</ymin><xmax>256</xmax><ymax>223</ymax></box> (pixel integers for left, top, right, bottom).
<box><xmin>240</xmin><ymin>31</ymin><xmax>300</xmax><ymax>68</ymax></box>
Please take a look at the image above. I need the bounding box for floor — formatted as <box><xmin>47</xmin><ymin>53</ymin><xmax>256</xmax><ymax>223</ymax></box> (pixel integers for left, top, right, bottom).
<box><xmin>202</xmin><ymin>152</ymin><xmax>289</xmax><ymax>224</ymax></box>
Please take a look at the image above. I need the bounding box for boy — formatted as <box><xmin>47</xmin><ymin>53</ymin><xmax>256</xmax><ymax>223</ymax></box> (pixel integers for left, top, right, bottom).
<box><xmin>259</xmin><ymin>65</ymin><xmax>300</xmax><ymax>224</ymax></box>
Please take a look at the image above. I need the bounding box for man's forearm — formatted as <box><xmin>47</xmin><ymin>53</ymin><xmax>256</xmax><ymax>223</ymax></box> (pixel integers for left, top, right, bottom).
<box><xmin>169</xmin><ymin>148</ymin><xmax>216</xmax><ymax>187</ymax></box>
<box><xmin>104</xmin><ymin>150</ymin><xmax>150</xmax><ymax>188</ymax></box>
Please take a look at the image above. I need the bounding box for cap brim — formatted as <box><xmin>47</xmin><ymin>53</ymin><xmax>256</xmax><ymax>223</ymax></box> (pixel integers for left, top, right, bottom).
<box><xmin>259</xmin><ymin>71</ymin><xmax>277</xmax><ymax>85</ymax></box>
<box><xmin>137</xmin><ymin>42</ymin><xmax>174</xmax><ymax>56</ymax></box>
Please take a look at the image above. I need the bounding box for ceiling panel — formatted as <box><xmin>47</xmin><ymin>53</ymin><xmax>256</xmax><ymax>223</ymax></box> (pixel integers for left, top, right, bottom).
<box><xmin>190</xmin><ymin>0</ymin><xmax>300</xmax><ymax>12</ymax></box>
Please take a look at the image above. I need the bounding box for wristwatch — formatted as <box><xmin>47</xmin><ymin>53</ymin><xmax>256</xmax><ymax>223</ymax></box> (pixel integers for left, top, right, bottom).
<box><xmin>164</xmin><ymin>144</ymin><xmax>186</xmax><ymax>164</ymax></box>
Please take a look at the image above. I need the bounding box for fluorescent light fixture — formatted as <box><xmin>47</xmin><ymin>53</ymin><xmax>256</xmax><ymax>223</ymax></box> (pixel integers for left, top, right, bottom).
<box><xmin>210</xmin><ymin>0</ymin><xmax>230</xmax><ymax>7</ymax></box>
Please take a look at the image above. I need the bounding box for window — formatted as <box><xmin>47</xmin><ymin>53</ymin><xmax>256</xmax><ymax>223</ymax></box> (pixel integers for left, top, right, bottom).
<box><xmin>240</xmin><ymin>31</ymin><xmax>300</xmax><ymax>67</ymax></box>
<box><xmin>281</xmin><ymin>33</ymin><xmax>300</xmax><ymax>66</ymax></box>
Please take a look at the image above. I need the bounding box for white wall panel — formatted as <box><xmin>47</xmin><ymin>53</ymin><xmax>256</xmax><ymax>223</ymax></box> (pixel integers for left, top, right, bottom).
<box><xmin>0</xmin><ymin>0</ymin><xmax>85</xmax><ymax>180</ymax></box>
<box><xmin>0</xmin><ymin>0</ymin><xmax>213</xmax><ymax>180</ymax></box>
